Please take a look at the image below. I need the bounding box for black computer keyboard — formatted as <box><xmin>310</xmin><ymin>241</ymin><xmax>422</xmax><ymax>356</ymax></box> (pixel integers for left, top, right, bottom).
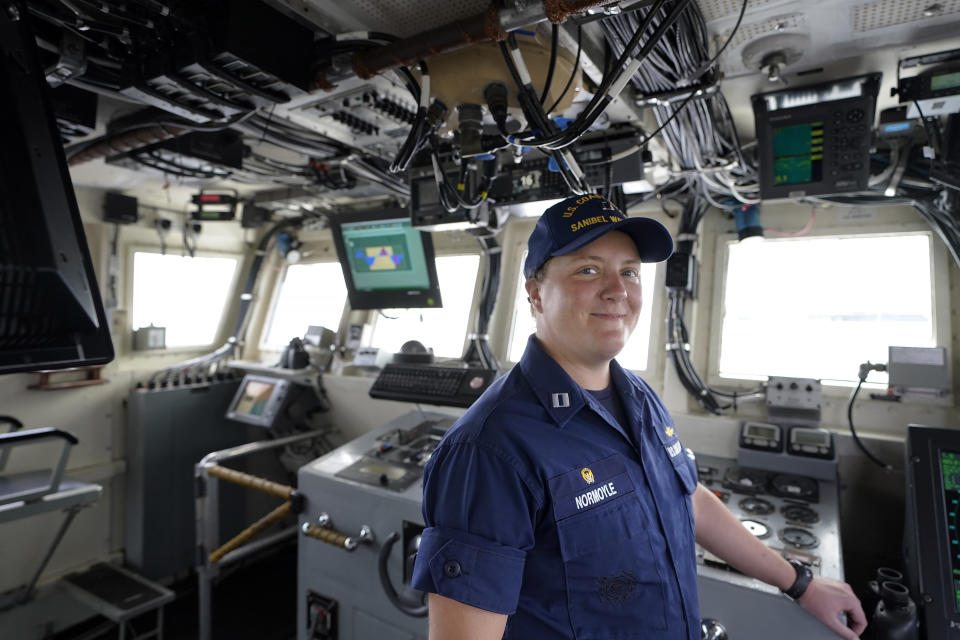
<box><xmin>369</xmin><ymin>363</ymin><xmax>498</xmax><ymax>408</ymax></box>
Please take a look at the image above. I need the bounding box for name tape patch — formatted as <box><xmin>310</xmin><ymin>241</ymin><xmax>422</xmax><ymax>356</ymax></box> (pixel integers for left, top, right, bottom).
<box><xmin>554</xmin><ymin>470</ymin><xmax>635</xmax><ymax>520</ymax></box>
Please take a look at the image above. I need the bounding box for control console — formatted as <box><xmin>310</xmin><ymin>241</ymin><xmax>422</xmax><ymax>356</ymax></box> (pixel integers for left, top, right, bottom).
<box><xmin>298</xmin><ymin>411</ymin><xmax>457</xmax><ymax>640</ymax></box>
<box><xmin>695</xmin><ymin>448</ymin><xmax>844</xmax><ymax>639</ymax></box>
<box><xmin>335</xmin><ymin>418</ymin><xmax>450</xmax><ymax>492</ymax></box>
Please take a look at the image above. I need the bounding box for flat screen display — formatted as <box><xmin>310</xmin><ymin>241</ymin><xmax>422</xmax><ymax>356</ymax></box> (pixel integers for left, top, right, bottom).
<box><xmin>233</xmin><ymin>379</ymin><xmax>277</xmax><ymax>417</ymax></box>
<box><xmin>0</xmin><ymin>5</ymin><xmax>114</xmax><ymax>373</ymax></box>
<box><xmin>225</xmin><ymin>374</ymin><xmax>289</xmax><ymax>428</ymax></box>
<box><xmin>795</xmin><ymin>430</ymin><xmax>829</xmax><ymax>446</ymax></box>
<box><xmin>747</xmin><ymin>424</ymin><xmax>778</xmax><ymax>438</ymax></box>
<box><xmin>941</xmin><ymin>449</ymin><xmax>960</xmax><ymax>614</ymax></box>
<box><xmin>904</xmin><ymin>425</ymin><xmax>960</xmax><ymax>637</ymax></box>
<box><xmin>772</xmin><ymin>122</ymin><xmax>824</xmax><ymax>186</ymax></box>
<box><xmin>931</xmin><ymin>71</ymin><xmax>960</xmax><ymax>92</ymax></box>
<box><xmin>330</xmin><ymin>209</ymin><xmax>443</xmax><ymax>310</ymax></box>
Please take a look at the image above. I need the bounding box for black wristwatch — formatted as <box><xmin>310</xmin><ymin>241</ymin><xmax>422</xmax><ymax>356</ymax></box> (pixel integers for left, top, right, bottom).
<box><xmin>782</xmin><ymin>559</ymin><xmax>813</xmax><ymax>600</ymax></box>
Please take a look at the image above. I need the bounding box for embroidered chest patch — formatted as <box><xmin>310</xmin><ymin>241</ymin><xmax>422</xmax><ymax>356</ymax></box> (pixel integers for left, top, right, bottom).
<box><xmin>596</xmin><ymin>569</ymin><xmax>640</xmax><ymax>605</ymax></box>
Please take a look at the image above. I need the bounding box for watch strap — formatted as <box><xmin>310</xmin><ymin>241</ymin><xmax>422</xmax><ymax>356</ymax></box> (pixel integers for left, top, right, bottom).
<box><xmin>783</xmin><ymin>559</ymin><xmax>813</xmax><ymax>600</ymax></box>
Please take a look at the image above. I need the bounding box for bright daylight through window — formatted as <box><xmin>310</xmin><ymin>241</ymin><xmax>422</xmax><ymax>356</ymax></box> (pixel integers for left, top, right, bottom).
<box><xmin>508</xmin><ymin>252</ymin><xmax>658</xmax><ymax>370</ymax></box>
<box><xmin>132</xmin><ymin>252</ymin><xmax>238</xmax><ymax>348</ymax></box>
<box><xmin>371</xmin><ymin>254</ymin><xmax>480</xmax><ymax>358</ymax></box>
<box><xmin>718</xmin><ymin>233</ymin><xmax>936</xmax><ymax>384</ymax></box>
<box><xmin>264</xmin><ymin>262</ymin><xmax>347</xmax><ymax>350</ymax></box>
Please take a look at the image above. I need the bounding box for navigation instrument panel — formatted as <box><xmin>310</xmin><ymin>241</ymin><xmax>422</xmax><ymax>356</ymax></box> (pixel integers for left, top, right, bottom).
<box><xmin>903</xmin><ymin>424</ymin><xmax>960</xmax><ymax>639</ymax></box>
<box><xmin>941</xmin><ymin>450</ymin><xmax>960</xmax><ymax>615</ymax></box>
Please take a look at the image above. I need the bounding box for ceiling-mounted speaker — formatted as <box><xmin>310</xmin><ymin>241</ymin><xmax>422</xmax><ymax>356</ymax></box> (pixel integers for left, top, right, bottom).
<box><xmin>741</xmin><ymin>33</ymin><xmax>811</xmax><ymax>82</ymax></box>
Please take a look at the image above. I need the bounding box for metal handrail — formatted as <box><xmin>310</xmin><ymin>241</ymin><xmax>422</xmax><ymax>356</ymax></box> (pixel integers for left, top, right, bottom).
<box><xmin>194</xmin><ymin>430</ymin><xmax>326</xmax><ymax>640</ymax></box>
<box><xmin>0</xmin><ymin>428</ymin><xmax>79</xmax><ymax>501</ymax></box>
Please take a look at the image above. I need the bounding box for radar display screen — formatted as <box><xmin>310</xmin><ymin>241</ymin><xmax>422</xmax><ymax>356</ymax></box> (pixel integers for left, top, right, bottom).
<box><xmin>772</xmin><ymin>122</ymin><xmax>824</xmax><ymax>186</ymax></box>
<box><xmin>943</xmin><ymin>449</ymin><xmax>960</xmax><ymax>614</ymax></box>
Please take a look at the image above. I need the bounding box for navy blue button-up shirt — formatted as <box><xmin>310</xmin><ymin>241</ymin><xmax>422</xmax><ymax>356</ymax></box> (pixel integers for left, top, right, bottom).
<box><xmin>412</xmin><ymin>336</ymin><xmax>700</xmax><ymax>639</ymax></box>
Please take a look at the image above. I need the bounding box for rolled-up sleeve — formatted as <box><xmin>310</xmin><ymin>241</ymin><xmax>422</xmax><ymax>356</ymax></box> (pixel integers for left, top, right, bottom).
<box><xmin>411</xmin><ymin>440</ymin><xmax>540</xmax><ymax>614</ymax></box>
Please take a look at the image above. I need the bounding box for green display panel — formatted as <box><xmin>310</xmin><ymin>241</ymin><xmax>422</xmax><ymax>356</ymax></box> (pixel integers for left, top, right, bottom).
<box><xmin>931</xmin><ymin>71</ymin><xmax>960</xmax><ymax>92</ymax></box>
<box><xmin>942</xmin><ymin>450</ymin><xmax>960</xmax><ymax>614</ymax></box>
<box><xmin>772</xmin><ymin>122</ymin><xmax>824</xmax><ymax>186</ymax></box>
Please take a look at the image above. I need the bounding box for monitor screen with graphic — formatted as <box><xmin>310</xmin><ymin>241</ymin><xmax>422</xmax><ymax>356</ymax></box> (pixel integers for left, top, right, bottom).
<box><xmin>330</xmin><ymin>209</ymin><xmax>443</xmax><ymax>310</ymax></box>
<box><xmin>225</xmin><ymin>374</ymin><xmax>290</xmax><ymax>428</ymax></box>
<box><xmin>233</xmin><ymin>379</ymin><xmax>276</xmax><ymax>417</ymax></box>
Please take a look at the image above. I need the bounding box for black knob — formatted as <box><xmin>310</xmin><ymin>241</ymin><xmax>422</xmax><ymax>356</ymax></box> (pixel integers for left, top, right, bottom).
<box><xmin>379</xmin><ymin>474</ymin><xmax>389</xmax><ymax>486</ymax></box>
<box><xmin>880</xmin><ymin>581</ymin><xmax>910</xmax><ymax>607</ymax></box>
<box><xmin>877</xmin><ymin>567</ymin><xmax>904</xmax><ymax>583</ymax></box>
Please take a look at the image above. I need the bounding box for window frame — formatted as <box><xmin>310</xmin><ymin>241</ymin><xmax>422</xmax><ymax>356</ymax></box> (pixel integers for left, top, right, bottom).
<box><xmin>125</xmin><ymin>245</ymin><xmax>242</xmax><ymax>354</ymax></box>
<box><xmin>706</xmin><ymin>223</ymin><xmax>952</xmax><ymax>398</ymax></box>
<box><xmin>367</xmin><ymin>249</ymin><xmax>483</xmax><ymax>360</ymax></box>
<box><xmin>258</xmin><ymin>258</ymin><xmax>349</xmax><ymax>353</ymax></box>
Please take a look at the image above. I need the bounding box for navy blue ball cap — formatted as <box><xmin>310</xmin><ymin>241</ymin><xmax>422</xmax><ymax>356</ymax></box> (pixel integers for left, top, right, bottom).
<box><xmin>523</xmin><ymin>194</ymin><xmax>674</xmax><ymax>278</ymax></box>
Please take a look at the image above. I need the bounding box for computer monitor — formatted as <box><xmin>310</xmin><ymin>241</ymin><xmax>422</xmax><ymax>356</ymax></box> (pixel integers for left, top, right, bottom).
<box><xmin>225</xmin><ymin>375</ymin><xmax>292</xmax><ymax>428</ymax></box>
<box><xmin>903</xmin><ymin>424</ymin><xmax>960</xmax><ymax>639</ymax></box>
<box><xmin>330</xmin><ymin>208</ymin><xmax>443</xmax><ymax>310</ymax></box>
<box><xmin>0</xmin><ymin>7</ymin><xmax>114</xmax><ymax>374</ymax></box>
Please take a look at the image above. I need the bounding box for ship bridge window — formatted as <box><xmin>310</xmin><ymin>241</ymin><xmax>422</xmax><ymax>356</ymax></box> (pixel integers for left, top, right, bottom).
<box><xmin>262</xmin><ymin>262</ymin><xmax>348</xmax><ymax>350</ymax></box>
<box><xmin>370</xmin><ymin>254</ymin><xmax>480</xmax><ymax>359</ymax></box>
<box><xmin>131</xmin><ymin>251</ymin><xmax>239</xmax><ymax>348</ymax></box>
<box><xmin>714</xmin><ymin>231</ymin><xmax>944</xmax><ymax>385</ymax></box>
<box><xmin>507</xmin><ymin>251</ymin><xmax>659</xmax><ymax>371</ymax></box>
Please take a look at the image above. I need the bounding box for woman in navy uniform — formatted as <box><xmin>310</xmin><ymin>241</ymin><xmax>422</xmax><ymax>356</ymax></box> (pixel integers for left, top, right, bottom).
<box><xmin>411</xmin><ymin>194</ymin><xmax>866</xmax><ymax>639</ymax></box>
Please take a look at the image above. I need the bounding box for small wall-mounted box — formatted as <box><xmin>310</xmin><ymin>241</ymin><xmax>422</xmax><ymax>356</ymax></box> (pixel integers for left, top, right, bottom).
<box><xmin>132</xmin><ymin>326</ymin><xmax>166</xmax><ymax>351</ymax></box>
<box><xmin>888</xmin><ymin>346</ymin><xmax>949</xmax><ymax>395</ymax></box>
<box><xmin>766</xmin><ymin>376</ymin><xmax>822</xmax><ymax>411</ymax></box>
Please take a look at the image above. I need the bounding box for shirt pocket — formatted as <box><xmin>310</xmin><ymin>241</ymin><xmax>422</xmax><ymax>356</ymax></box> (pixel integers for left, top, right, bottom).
<box><xmin>671</xmin><ymin>453</ymin><xmax>698</xmax><ymax>495</ymax></box>
<box><xmin>653</xmin><ymin>425</ymin><xmax>698</xmax><ymax>496</ymax></box>
<box><xmin>556</xmin><ymin>498</ymin><xmax>667</xmax><ymax>637</ymax></box>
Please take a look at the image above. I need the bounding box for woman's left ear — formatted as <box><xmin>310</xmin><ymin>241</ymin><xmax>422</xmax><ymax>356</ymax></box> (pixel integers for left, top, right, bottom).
<box><xmin>525</xmin><ymin>278</ymin><xmax>542</xmax><ymax>313</ymax></box>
